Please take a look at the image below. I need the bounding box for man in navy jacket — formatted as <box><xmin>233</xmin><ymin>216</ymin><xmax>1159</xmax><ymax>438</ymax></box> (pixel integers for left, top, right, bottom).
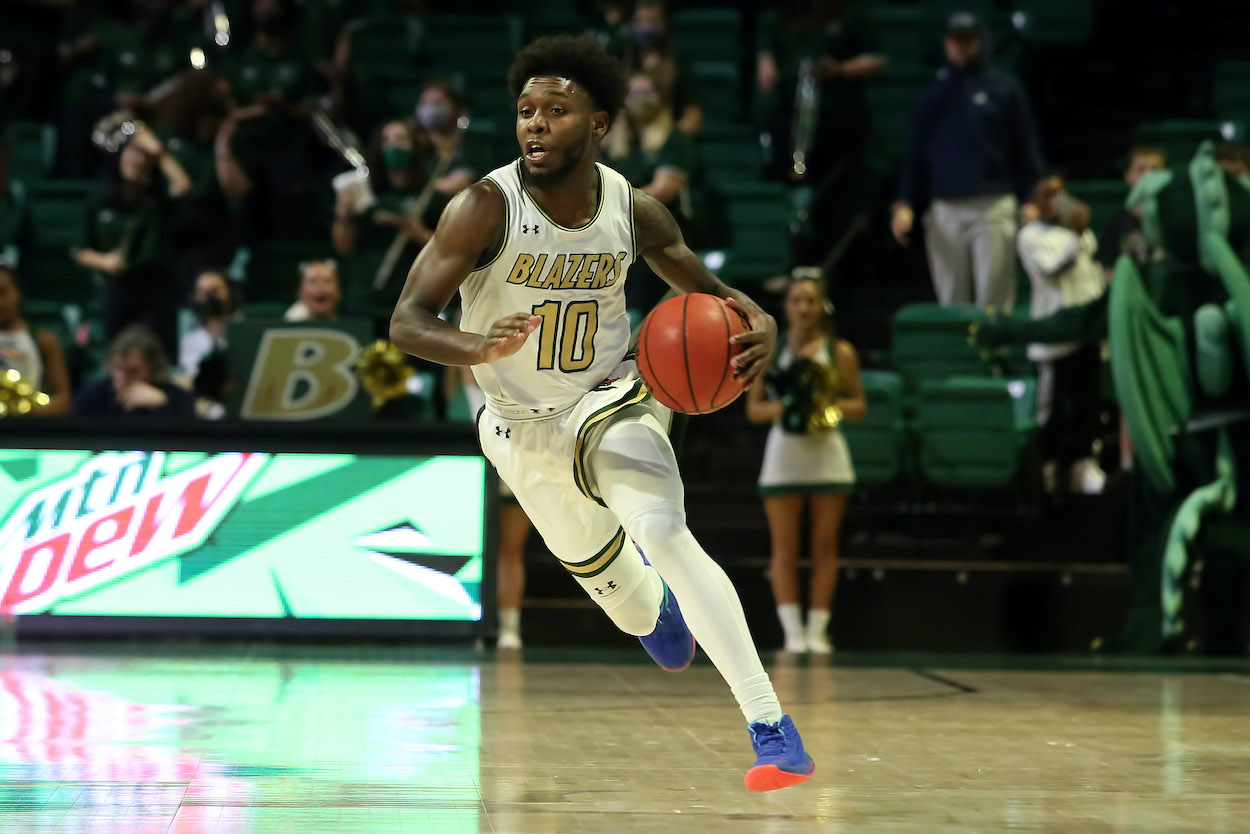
<box><xmin>890</xmin><ymin>11</ymin><xmax>1044</xmax><ymax>313</ymax></box>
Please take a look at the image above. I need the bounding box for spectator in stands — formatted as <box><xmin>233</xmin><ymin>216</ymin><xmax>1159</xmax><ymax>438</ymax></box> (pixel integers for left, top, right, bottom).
<box><xmin>225</xmin><ymin>0</ymin><xmax>323</xmax><ymax>240</ymax></box>
<box><xmin>74</xmin><ymin>125</ymin><xmax>190</xmax><ymax>359</ymax></box>
<box><xmin>412</xmin><ymin>80</ymin><xmax>491</xmax><ymax>213</ymax></box>
<box><xmin>332</xmin><ymin>120</ymin><xmax>433</xmax><ymax>300</ymax></box>
<box><xmin>284</xmin><ymin>259</ymin><xmax>341</xmax><ymax>322</ymax></box>
<box><xmin>72</xmin><ymin>324</ymin><xmax>195</xmax><ymax>418</ymax></box>
<box><xmin>108</xmin><ymin>0</ymin><xmax>198</xmax><ymax>116</ymax></box>
<box><xmin>755</xmin><ymin>0</ymin><xmax>885</xmax><ymax>225</ymax></box>
<box><xmin>1096</xmin><ymin>144</ymin><xmax>1165</xmax><ymax>276</ymax></box>
<box><xmin>1018</xmin><ymin>176</ymin><xmax>1107</xmax><ymax>496</ymax></box>
<box><xmin>179</xmin><ymin>268</ymin><xmax>236</xmax><ymax>418</ymax></box>
<box><xmin>746</xmin><ymin>275</ymin><xmax>866</xmax><ymax>653</ymax></box>
<box><xmin>149</xmin><ymin>71</ymin><xmax>243</xmax><ymax>295</ymax></box>
<box><xmin>619</xmin><ymin>0</ymin><xmax>702</xmax><ymax>135</ymax></box>
<box><xmin>585</xmin><ymin>0</ymin><xmax>631</xmax><ymax>56</ymax></box>
<box><xmin>605</xmin><ymin>71</ymin><xmax>708</xmax><ymax>319</ymax></box>
<box><xmin>0</xmin><ymin>264</ymin><xmax>71</xmax><ymax>416</ymax></box>
<box><xmin>891</xmin><ymin>11</ymin><xmax>1044</xmax><ymax>314</ymax></box>
<box><xmin>0</xmin><ymin>140</ymin><xmax>25</xmax><ymax>266</ymax></box>
<box><xmin>606</xmin><ymin>71</ymin><xmax>707</xmax><ymax>241</ymax></box>
<box><xmin>1215</xmin><ymin>141</ymin><xmax>1250</xmax><ymax>177</ymax></box>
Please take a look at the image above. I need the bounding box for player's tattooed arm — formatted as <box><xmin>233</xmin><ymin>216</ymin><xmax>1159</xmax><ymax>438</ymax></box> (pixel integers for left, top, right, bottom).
<box><xmin>390</xmin><ymin>181</ymin><xmax>539</xmax><ymax>365</ymax></box>
<box><xmin>633</xmin><ymin>188</ymin><xmax>777</xmax><ymax>383</ymax></box>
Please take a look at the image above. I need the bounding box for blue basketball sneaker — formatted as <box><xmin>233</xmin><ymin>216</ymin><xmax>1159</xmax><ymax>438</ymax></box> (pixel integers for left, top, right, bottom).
<box><xmin>745</xmin><ymin>714</ymin><xmax>815</xmax><ymax>791</ymax></box>
<box><xmin>638</xmin><ymin>579</ymin><xmax>696</xmax><ymax>672</ymax></box>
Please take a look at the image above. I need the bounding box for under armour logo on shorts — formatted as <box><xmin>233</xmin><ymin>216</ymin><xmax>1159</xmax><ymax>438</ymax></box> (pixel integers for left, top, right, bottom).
<box><xmin>594</xmin><ymin>581</ymin><xmax>617</xmax><ymax>595</ymax></box>
<box><xmin>495</xmin><ymin>426</ymin><xmax>511</xmax><ymax>438</ymax></box>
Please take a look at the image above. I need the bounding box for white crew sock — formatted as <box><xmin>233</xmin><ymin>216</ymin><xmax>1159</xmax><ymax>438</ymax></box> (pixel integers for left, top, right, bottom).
<box><xmin>806</xmin><ymin>608</ymin><xmax>831</xmax><ymax>641</ymax></box>
<box><xmin>498</xmin><ymin>608</ymin><xmax>520</xmax><ymax>637</ymax></box>
<box><xmin>777</xmin><ymin>603</ymin><xmax>804</xmax><ymax>645</ymax></box>
<box><xmin>732</xmin><ymin>673</ymin><xmax>785</xmax><ymax>726</ymax></box>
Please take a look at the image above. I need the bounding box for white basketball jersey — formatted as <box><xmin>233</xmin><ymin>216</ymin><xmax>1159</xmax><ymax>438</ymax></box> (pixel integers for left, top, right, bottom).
<box><xmin>460</xmin><ymin>160</ymin><xmax>636</xmax><ymax>415</ymax></box>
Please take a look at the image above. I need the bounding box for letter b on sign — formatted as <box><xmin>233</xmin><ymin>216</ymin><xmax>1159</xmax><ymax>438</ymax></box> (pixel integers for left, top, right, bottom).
<box><xmin>239</xmin><ymin>327</ymin><xmax>363</xmax><ymax>420</ymax></box>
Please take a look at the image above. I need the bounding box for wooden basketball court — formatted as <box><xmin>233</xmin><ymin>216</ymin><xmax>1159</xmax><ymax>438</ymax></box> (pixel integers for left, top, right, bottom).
<box><xmin>2</xmin><ymin>646</ymin><xmax>1247</xmax><ymax>832</ymax></box>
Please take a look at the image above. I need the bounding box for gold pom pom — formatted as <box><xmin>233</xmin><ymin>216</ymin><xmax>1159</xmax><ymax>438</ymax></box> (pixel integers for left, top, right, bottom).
<box><xmin>354</xmin><ymin>340</ymin><xmax>414</xmax><ymax>409</ymax></box>
<box><xmin>0</xmin><ymin>368</ymin><xmax>51</xmax><ymax>417</ymax></box>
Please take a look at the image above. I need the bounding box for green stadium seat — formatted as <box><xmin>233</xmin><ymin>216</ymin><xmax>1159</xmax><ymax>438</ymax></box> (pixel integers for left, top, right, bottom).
<box><xmin>699</xmin><ymin>123</ymin><xmax>764</xmax><ymax>183</ymax></box>
<box><xmin>1013</xmin><ymin>0</ymin><xmax>1093</xmax><ymax>45</ymax></box>
<box><xmin>865</xmin><ymin>62</ymin><xmax>932</xmax><ymax>168</ymax></box>
<box><xmin>22</xmin><ymin>180</ymin><xmax>94</xmax><ymax>303</ymax></box>
<box><xmin>350</xmin><ymin>15</ymin><xmax>423</xmax><ymax>80</ymax></box>
<box><xmin>422</xmin><ymin>14</ymin><xmax>522</xmax><ymax>70</ymax></box>
<box><xmin>1135</xmin><ymin>120</ymin><xmax>1245</xmax><ymax>165</ymax></box>
<box><xmin>691</xmin><ymin>60</ymin><xmax>743</xmax><ymax>125</ymax></box>
<box><xmin>5</xmin><ymin>122</ymin><xmax>57</xmax><ymax>182</ymax></box>
<box><xmin>1066</xmin><ymin>179</ymin><xmax>1129</xmax><ymax>237</ymax></box>
<box><xmin>376</xmin><ymin>72</ymin><xmax>428</xmax><ymax>120</ymax></box>
<box><xmin>890</xmin><ymin>303</ymin><xmax>995</xmax><ymax>389</ymax></box>
<box><xmin>720</xmin><ymin>181</ymin><xmax>791</xmax><ymax>285</ymax></box>
<box><xmin>1213</xmin><ymin>61</ymin><xmax>1250</xmax><ymax>119</ymax></box>
<box><xmin>840</xmin><ymin>369</ymin><xmax>908</xmax><ymax>486</ymax></box>
<box><xmin>915</xmin><ymin>376</ymin><xmax>1038</xmax><ymax>488</ymax></box>
<box><xmin>243</xmin><ymin>241</ymin><xmax>335</xmax><ymax>305</ymax></box>
<box><xmin>671</xmin><ymin>7</ymin><xmax>742</xmax><ymax>61</ymax></box>
<box><xmin>25</xmin><ymin>180</ymin><xmax>91</xmax><ymax>253</ymax></box>
<box><xmin>869</xmin><ymin>6</ymin><xmax>926</xmax><ymax>59</ymax></box>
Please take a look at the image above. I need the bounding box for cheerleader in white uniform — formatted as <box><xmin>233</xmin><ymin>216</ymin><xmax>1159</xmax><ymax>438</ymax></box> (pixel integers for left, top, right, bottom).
<box><xmin>746</xmin><ymin>278</ymin><xmax>865</xmax><ymax>653</ymax></box>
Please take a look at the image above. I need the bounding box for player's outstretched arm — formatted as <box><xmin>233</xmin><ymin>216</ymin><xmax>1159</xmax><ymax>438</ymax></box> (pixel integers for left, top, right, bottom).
<box><xmin>633</xmin><ymin>188</ymin><xmax>777</xmax><ymax>383</ymax></box>
<box><xmin>390</xmin><ymin>182</ymin><xmax>539</xmax><ymax>366</ymax></box>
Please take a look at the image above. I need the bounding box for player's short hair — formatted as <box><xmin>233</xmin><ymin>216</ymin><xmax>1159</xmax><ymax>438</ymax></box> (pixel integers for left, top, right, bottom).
<box><xmin>507</xmin><ymin>35</ymin><xmax>626</xmax><ymax>121</ymax></box>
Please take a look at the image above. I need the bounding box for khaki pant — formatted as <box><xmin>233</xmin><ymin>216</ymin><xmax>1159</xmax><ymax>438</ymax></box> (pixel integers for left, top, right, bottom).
<box><xmin>923</xmin><ymin>194</ymin><xmax>1018</xmax><ymax>312</ymax></box>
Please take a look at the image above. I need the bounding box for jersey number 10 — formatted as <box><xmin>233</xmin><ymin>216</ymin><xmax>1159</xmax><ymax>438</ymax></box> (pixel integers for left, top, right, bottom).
<box><xmin>531</xmin><ymin>300</ymin><xmax>599</xmax><ymax>372</ymax></box>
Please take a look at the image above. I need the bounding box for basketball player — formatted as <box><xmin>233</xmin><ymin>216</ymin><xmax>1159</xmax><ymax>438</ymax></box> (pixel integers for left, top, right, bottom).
<box><xmin>390</xmin><ymin>35</ymin><xmax>814</xmax><ymax>792</ymax></box>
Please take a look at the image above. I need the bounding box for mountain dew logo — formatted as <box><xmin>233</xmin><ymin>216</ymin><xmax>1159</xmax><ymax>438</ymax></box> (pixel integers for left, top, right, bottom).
<box><xmin>0</xmin><ymin>452</ymin><xmax>267</xmax><ymax>614</ymax></box>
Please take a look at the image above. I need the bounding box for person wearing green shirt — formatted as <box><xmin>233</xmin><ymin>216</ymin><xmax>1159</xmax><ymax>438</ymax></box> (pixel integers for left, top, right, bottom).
<box><xmin>73</xmin><ymin>127</ymin><xmax>190</xmax><ymax>358</ymax></box>
<box><xmin>411</xmin><ymin>80</ymin><xmax>492</xmax><ymax>223</ymax></box>
<box><xmin>605</xmin><ymin>70</ymin><xmax>710</xmax><ymax>314</ymax></box>
<box><xmin>224</xmin><ymin>0</ymin><xmax>322</xmax><ymax>240</ymax></box>
<box><xmin>618</xmin><ymin>0</ymin><xmax>702</xmax><ymax>135</ymax></box>
<box><xmin>757</xmin><ymin>1</ymin><xmax>886</xmax><ymax>263</ymax></box>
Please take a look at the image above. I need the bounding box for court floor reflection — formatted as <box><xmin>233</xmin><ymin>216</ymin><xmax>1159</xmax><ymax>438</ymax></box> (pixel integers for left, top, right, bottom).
<box><xmin>2</xmin><ymin>646</ymin><xmax>1249</xmax><ymax>832</ymax></box>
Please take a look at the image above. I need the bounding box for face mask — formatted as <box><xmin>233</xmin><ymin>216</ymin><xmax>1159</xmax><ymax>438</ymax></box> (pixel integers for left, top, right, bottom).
<box><xmin>382</xmin><ymin>146</ymin><xmax>412</xmax><ymax>170</ymax></box>
<box><xmin>632</xmin><ymin>27</ymin><xmax>664</xmax><ymax>48</ymax></box>
<box><xmin>625</xmin><ymin>93</ymin><xmax>661</xmax><ymax>122</ymax></box>
<box><xmin>417</xmin><ymin>102</ymin><xmax>453</xmax><ymax>132</ymax></box>
<box><xmin>194</xmin><ymin>297</ymin><xmax>227</xmax><ymax>320</ymax></box>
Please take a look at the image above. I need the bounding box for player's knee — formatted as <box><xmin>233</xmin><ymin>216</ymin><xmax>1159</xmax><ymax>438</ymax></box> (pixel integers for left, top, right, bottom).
<box><xmin>626</xmin><ymin>508</ymin><xmax>689</xmax><ymax>564</ymax></box>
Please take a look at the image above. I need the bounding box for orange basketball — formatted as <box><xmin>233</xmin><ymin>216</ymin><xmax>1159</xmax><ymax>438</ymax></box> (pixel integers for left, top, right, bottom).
<box><xmin>636</xmin><ymin>293</ymin><xmax>750</xmax><ymax>415</ymax></box>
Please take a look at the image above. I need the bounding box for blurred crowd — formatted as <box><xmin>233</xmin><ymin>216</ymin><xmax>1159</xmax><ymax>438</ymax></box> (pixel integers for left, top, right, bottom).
<box><xmin>0</xmin><ymin>0</ymin><xmax>1244</xmax><ymax>485</ymax></box>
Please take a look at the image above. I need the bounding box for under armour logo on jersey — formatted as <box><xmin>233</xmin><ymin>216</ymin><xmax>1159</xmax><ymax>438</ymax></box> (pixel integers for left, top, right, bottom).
<box><xmin>594</xmin><ymin>581</ymin><xmax>617</xmax><ymax>595</ymax></box>
<box><xmin>521</xmin><ymin>223</ymin><xmax>540</xmax><ymax>234</ymax></box>
<box><xmin>495</xmin><ymin>426</ymin><xmax>511</xmax><ymax>438</ymax></box>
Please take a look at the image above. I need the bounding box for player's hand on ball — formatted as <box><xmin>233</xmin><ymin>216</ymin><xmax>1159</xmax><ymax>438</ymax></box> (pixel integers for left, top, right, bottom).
<box><xmin>726</xmin><ymin>297</ymin><xmax>777</xmax><ymax>385</ymax></box>
<box><xmin>478</xmin><ymin>313</ymin><xmax>541</xmax><ymax>363</ymax></box>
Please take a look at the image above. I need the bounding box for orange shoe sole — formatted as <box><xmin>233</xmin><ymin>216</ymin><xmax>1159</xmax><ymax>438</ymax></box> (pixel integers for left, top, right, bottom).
<box><xmin>744</xmin><ymin>761</ymin><xmax>815</xmax><ymax>792</ymax></box>
<box><xmin>662</xmin><ymin>635</ymin><xmax>697</xmax><ymax>673</ymax></box>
